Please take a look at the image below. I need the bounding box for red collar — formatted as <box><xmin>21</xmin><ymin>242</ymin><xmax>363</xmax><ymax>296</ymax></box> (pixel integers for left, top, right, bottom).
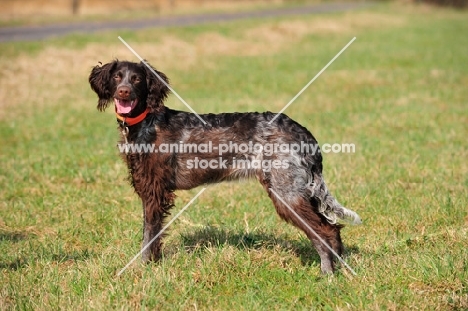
<box><xmin>115</xmin><ymin>108</ymin><xmax>150</xmax><ymax>126</ymax></box>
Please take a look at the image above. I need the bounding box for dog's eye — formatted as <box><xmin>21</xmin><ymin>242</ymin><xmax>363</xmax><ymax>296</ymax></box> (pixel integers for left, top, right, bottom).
<box><xmin>113</xmin><ymin>74</ymin><xmax>120</xmax><ymax>80</ymax></box>
<box><xmin>133</xmin><ymin>76</ymin><xmax>141</xmax><ymax>83</ymax></box>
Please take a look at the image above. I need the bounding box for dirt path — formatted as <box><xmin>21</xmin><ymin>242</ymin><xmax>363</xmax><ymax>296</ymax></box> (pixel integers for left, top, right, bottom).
<box><xmin>0</xmin><ymin>2</ymin><xmax>371</xmax><ymax>42</ymax></box>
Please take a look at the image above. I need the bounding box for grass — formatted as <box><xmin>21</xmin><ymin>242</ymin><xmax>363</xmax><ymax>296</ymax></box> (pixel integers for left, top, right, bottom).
<box><xmin>1</xmin><ymin>2</ymin><xmax>468</xmax><ymax>310</ymax></box>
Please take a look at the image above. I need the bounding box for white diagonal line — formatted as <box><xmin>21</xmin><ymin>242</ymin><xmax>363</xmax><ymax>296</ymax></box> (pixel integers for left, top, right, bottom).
<box><xmin>268</xmin><ymin>37</ymin><xmax>356</xmax><ymax>124</ymax></box>
<box><xmin>117</xmin><ymin>187</ymin><xmax>206</xmax><ymax>276</ymax></box>
<box><xmin>118</xmin><ymin>36</ymin><xmax>207</xmax><ymax>125</ymax></box>
<box><xmin>269</xmin><ymin>189</ymin><xmax>357</xmax><ymax>276</ymax></box>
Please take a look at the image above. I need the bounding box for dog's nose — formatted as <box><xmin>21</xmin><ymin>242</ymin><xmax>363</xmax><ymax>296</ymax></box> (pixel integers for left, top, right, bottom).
<box><xmin>118</xmin><ymin>86</ymin><xmax>131</xmax><ymax>99</ymax></box>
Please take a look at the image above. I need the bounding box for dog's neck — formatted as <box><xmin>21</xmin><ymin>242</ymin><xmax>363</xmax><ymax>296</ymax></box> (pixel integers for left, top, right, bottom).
<box><xmin>115</xmin><ymin>107</ymin><xmax>150</xmax><ymax>127</ymax></box>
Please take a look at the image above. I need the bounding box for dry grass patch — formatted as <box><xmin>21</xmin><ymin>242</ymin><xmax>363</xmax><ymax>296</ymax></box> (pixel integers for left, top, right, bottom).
<box><xmin>245</xmin><ymin>12</ymin><xmax>406</xmax><ymax>53</ymax></box>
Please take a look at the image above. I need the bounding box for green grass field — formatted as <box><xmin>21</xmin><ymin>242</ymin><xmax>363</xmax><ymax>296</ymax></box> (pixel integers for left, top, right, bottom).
<box><xmin>1</xmin><ymin>2</ymin><xmax>467</xmax><ymax>310</ymax></box>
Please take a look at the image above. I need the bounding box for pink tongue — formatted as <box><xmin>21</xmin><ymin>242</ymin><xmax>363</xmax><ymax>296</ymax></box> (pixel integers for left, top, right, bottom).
<box><xmin>115</xmin><ymin>98</ymin><xmax>133</xmax><ymax>114</ymax></box>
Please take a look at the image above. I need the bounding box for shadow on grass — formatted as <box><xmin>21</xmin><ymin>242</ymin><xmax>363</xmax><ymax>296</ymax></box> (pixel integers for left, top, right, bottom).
<box><xmin>0</xmin><ymin>231</ymin><xmax>31</xmax><ymax>243</ymax></box>
<box><xmin>50</xmin><ymin>249</ymin><xmax>92</xmax><ymax>263</ymax></box>
<box><xmin>0</xmin><ymin>258</ymin><xmax>28</xmax><ymax>270</ymax></box>
<box><xmin>179</xmin><ymin>226</ymin><xmax>360</xmax><ymax>267</ymax></box>
<box><xmin>0</xmin><ymin>249</ymin><xmax>92</xmax><ymax>271</ymax></box>
<box><xmin>1</xmin><ymin>229</ymin><xmax>94</xmax><ymax>271</ymax></box>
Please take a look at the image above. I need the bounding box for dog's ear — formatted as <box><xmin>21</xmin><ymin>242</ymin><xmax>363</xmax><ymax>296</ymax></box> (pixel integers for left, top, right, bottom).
<box><xmin>141</xmin><ymin>61</ymin><xmax>170</xmax><ymax>113</ymax></box>
<box><xmin>89</xmin><ymin>60</ymin><xmax>117</xmax><ymax>111</ymax></box>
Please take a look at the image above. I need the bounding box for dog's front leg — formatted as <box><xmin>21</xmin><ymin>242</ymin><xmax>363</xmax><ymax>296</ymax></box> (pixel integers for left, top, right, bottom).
<box><xmin>141</xmin><ymin>199</ymin><xmax>166</xmax><ymax>262</ymax></box>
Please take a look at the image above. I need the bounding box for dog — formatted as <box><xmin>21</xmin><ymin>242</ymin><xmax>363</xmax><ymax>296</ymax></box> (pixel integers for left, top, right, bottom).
<box><xmin>89</xmin><ymin>60</ymin><xmax>361</xmax><ymax>274</ymax></box>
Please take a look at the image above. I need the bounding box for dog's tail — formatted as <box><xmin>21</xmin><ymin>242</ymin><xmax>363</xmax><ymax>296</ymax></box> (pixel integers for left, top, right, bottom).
<box><xmin>309</xmin><ymin>174</ymin><xmax>362</xmax><ymax>225</ymax></box>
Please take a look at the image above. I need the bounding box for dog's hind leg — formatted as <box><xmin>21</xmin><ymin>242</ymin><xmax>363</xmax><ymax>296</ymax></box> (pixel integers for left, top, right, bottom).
<box><xmin>257</xmin><ymin>171</ymin><xmax>342</xmax><ymax>274</ymax></box>
<box><xmin>271</xmin><ymin>193</ymin><xmax>339</xmax><ymax>274</ymax></box>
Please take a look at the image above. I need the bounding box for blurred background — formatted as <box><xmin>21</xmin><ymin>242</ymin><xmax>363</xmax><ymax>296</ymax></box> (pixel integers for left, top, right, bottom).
<box><xmin>3</xmin><ymin>0</ymin><xmax>304</xmax><ymax>19</ymax></box>
<box><xmin>1</xmin><ymin>0</ymin><xmax>466</xmax><ymax>21</ymax></box>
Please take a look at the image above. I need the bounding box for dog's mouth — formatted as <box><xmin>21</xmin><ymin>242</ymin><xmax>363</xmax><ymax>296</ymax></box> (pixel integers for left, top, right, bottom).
<box><xmin>114</xmin><ymin>98</ymin><xmax>138</xmax><ymax>115</ymax></box>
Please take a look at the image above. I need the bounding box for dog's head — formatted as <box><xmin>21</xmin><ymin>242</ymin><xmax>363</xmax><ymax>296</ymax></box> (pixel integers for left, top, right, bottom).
<box><xmin>89</xmin><ymin>60</ymin><xmax>170</xmax><ymax>116</ymax></box>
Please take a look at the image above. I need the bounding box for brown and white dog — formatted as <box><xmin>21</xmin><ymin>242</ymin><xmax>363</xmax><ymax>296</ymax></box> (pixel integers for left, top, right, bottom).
<box><xmin>89</xmin><ymin>60</ymin><xmax>361</xmax><ymax>274</ymax></box>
